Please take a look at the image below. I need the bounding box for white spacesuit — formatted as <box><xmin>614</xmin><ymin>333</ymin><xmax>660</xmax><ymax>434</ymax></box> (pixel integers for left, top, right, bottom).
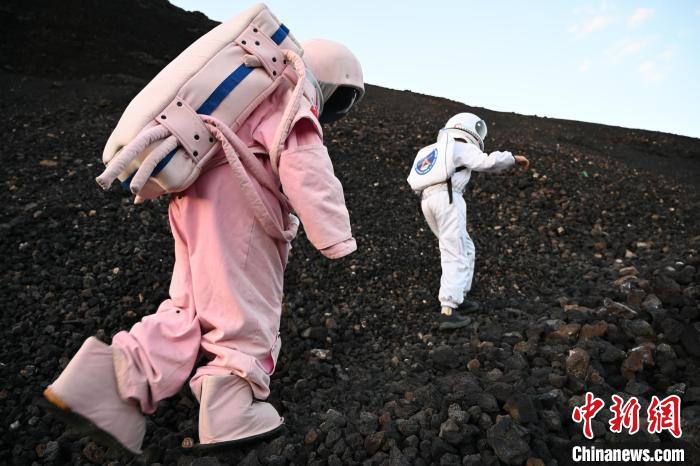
<box><xmin>408</xmin><ymin>113</ymin><xmax>527</xmax><ymax>330</ymax></box>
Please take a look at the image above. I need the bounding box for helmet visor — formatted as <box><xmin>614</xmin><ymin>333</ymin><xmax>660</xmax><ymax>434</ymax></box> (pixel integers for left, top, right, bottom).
<box><xmin>319</xmin><ymin>86</ymin><xmax>359</xmax><ymax>123</ymax></box>
<box><xmin>474</xmin><ymin>119</ymin><xmax>487</xmax><ymax>140</ymax></box>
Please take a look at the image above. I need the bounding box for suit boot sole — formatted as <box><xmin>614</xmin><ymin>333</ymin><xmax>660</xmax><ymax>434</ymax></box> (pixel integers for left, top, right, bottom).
<box><xmin>439</xmin><ymin>318</ymin><xmax>472</xmax><ymax>331</ymax></box>
<box><xmin>192</xmin><ymin>422</ymin><xmax>286</xmax><ymax>452</ymax></box>
<box><xmin>40</xmin><ymin>388</ymin><xmax>138</xmax><ymax>456</ymax></box>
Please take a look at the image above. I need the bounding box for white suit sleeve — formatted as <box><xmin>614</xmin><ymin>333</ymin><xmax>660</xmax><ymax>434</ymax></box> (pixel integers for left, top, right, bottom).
<box><xmin>453</xmin><ymin>143</ymin><xmax>515</xmax><ymax>173</ymax></box>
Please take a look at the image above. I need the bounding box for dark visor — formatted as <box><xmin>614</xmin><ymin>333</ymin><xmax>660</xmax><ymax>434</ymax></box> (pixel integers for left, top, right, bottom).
<box><xmin>319</xmin><ymin>87</ymin><xmax>359</xmax><ymax>123</ymax></box>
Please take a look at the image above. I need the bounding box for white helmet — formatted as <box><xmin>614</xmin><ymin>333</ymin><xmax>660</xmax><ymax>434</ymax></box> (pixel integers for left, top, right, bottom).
<box><xmin>444</xmin><ymin>113</ymin><xmax>487</xmax><ymax>151</ymax></box>
<box><xmin>302</xmin><ymin>39</ymin><xmax>364</xmax><ymax>123</ymax></box>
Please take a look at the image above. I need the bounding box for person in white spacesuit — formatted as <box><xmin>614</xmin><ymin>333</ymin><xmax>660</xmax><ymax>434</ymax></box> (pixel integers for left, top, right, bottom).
<box><xmin>408</xmin><ymin>113</ymin><xmax>529</xmax><ymax>330</ymax></box>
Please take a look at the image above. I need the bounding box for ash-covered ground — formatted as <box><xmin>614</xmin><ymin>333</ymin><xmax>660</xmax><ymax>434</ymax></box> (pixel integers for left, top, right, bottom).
<box><xmin>1</xmin><ymin>1</ymin><xmax>700</xmax><ymax>465</ymax></box>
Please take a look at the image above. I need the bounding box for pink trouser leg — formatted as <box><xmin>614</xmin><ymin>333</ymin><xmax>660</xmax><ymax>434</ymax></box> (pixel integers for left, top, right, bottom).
<box><xmin>186</xmin><ymin>161</ymin><xmax>288</xmax><ymax>402</ymax></box>
<box><xmin>111</xmin><ymin>190</ymin><xmax>202</xmax><ymax>414</ymax></box>
<box><xmin>112</xmin><ymin>162</ymin><xmax>288</xmax><ymax>413</ymax></box>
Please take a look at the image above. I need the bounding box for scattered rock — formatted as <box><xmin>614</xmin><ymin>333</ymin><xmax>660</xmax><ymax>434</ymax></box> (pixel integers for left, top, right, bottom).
<box><xmin>192</xmin><ymin>457</ymin><xmax>221</xmax><ymax>466</ymax></box>
<box><xmin>487</xmin><ymin>417</ymin><xmax>531</xmax><ymax>465</ymax></box>
<box><xmin>566</xmin><ymin>348</ymin><xmax>590</xmax><ymax>379</ymax></box>
<box><xmin>310</xmin><ymin>348</ymin><xmax>331</xmax><ymax>360</ymax></box>
<box><xmin>547</xmin><ymin>323</ymin><xmax>581</xmax><ymax>342</ymax></box>
<box><xmin>504</xmin><ymin>394</ymin><xmax>539</xmax><ymax>424</ymax></box>
<box><xmin>478</xmin><ymin>393</ymin><xmax>500</xmax><ymax>413</ymax></box>
<box><xmin>603</xmin><ymin>299</ymin><xmax>638</xmax><ymax>318</ymax></box>
<box><xmin>358</xmin><ymin>412</ymin><xmax>379</xmax><ymax>435</ymax></box>
<box><xmin>580</xmin><ymin>321</ymin><xmax>608</xmax><ymax>340</ymax></box>
<box><xmin>527</xmin><ymin>458</ymin><xmax>545</xmax><ymax>466</ymax></box>
<box><xmin>82</xmin><ymin>441</ymin><xmax>104</xmax><ymax>463</ymax></box>
<box><xmin>621</xmin><ymin>345</ymin><xmax>655</xmax><ymax>379</ymax></box>
<box><xmin>301</xmin><ymin>326</ymin><xmax>328</xmax><ymax>341</ymax></box>
<box><xmin>430</xmin><ymin>345</ymin><xmax>459</xmax><ymax>368</ymax></box>
<box><xmin>364</xmin><ymin>431</ymin><xmax>385</xmax><ymax>455</ymax></box>
<box><xmin>651</xmin><ymin>275</ymin><xmax>681</xmax><ymax>305</ymax></box>
<box><xmin>661</xmin><ymin>318</ymin><xmax>685</xmax><ymax>342</ymax></box>
<box><xmin>181</xmin><ymin>437</ymin><xmax>194</xmax><ymax>449</ymax></box>
<box><xmin>680</xmin><ymin>325</ymin><xmax>700</xmax><ymax>358</ymax></box>
<box><xmin>641</xmin><ymin>294</ymin><xmax>663</xmax><ymax>313</ymax></box>
<box><xmin>621</xmin><ymin>319</ymin><xmax>655</xmax><ymax>339</ymax></box>
<box><xmin>304</xmin><ymin>429</ymin><xmax>319</xmax><ymax>445</ymax></box>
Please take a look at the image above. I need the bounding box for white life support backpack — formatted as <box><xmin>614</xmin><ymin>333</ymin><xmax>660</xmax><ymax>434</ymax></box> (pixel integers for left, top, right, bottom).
<box><xmin>407</xmin><ymin>130</ymin><xmax>465</xmax><ymax>202</ymax></box>
<box><xmin>96</xmin><ymin>3</ymin><xmax>315</xmax><ymax>206</ymax></box>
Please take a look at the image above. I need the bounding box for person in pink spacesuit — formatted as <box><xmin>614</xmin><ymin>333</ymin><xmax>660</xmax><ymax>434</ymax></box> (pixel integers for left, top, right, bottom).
<box><xmin>43</xmin><ymin>39</ymin><xmax>364</xmax><ymax>454</ymax></box>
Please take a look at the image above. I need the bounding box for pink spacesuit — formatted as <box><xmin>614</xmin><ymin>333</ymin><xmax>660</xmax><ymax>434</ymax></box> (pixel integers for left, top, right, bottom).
<box><xmin>111</xmin><ymin>71</ymin><xmax>355</xmax><ymax>411</ymax></box>
<box><xmin>44</xmin><ymin>38</ymin><xmax>365</xmax><ymax>453</ymax></box>
<box><xmin>117</xmin><ymin>81</ymin><xmax>352</xmax><ymax>397</ymax></box>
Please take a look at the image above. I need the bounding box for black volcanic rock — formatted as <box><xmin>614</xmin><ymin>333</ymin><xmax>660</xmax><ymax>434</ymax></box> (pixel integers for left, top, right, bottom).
<box><xmin>1</xmin><ymin>0</ymin><xmax>216</xmax><ymax>79</ymax></box>
<box><xmin>487</xmin><ymin>417</ymin><xmax>531</xmax><ymax>465</ymax></box>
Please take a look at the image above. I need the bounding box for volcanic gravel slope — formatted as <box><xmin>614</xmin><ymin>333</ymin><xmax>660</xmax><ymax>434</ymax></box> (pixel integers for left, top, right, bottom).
<box><xmin>1</xmin><ymin>2</ymin><xmax>700</xmax><ymax>466</ymax></box>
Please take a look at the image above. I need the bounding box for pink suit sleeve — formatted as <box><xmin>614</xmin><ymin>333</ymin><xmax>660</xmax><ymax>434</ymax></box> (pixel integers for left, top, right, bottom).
<box><xmin>277</xmin><ymin>119</ymin><xmax>356</xmax><ymax>259</ymax></box>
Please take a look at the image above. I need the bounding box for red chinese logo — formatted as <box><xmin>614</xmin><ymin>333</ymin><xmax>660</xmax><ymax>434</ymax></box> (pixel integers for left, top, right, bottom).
<box><xmin>572</xmin><ymin>392</ymin><xmax>605</xmax><ymax>439</ymax></box>
<box><xmin>609</xmin><ymin>394</ymin><xmax>641</xmax><ymax>435</ymax></box>
<box><xmin>572</xmin><ymin>393</ymin><xmax>682</xmax><ymax>439</ymax></box>
<box><xmin>648</xmin><ymin>395</ymin><xmax>682</xmax><ymax>438</ymax></box>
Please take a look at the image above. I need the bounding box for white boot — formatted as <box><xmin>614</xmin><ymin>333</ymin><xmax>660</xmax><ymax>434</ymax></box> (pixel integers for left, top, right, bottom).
<box><xmin>43</xmin><ymin>337</ymin><xmax>146</xmax><ymax>454</ymax></box>
<box><xmin>198</xmin><ymin>375</ymin><xmax>284</xmax><ymax>446</ymax></box>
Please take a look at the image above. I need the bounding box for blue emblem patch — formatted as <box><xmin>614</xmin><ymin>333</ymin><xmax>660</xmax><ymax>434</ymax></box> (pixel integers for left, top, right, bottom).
<box><xmin>415</xmin><ymin>148</ymin><xmax>437</xmax><ymax>175</ymax></box>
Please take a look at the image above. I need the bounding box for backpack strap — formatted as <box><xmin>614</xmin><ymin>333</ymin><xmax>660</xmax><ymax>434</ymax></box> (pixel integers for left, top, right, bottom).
<box><xmin>446</xmin><ymin>166</ymin><xmax>467</xmax><ymax>204</ymax></box>
<box><xmin>267</xmin><ymin>50</ymin><xmax>308</xmax><ymax>174</ymax></box>
<box><xmin>200</xmin><ymin>115</ymin><xmax>291</xmax><ymax>211</ymax></box>
<box><xmin>203</xmin><ymin>115</ymin><xmax>295</xmax><ymax>242</ymax></box>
